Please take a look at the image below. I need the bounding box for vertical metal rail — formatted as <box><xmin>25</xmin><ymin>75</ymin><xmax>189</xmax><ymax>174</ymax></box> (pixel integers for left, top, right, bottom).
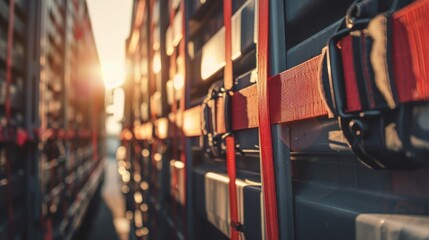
<box><xmin>180</xmin><ymin>0</ymin><xmax>194</xmax><ymax>239</ymax></box>
<box><xmin>268</xmin><ymin>1</ymin><xmax>295</xmax><ymax>240</ymax></box>
<box><xmin>25</xmin><ymin>0</ymin><xmax>43</xmax><ymax>239</ymax></box>
<box><xmin>271</xmin><ymin>125</ymin><xmax>295</xmax><ymax>240</ymax></box>
<box><xmin>159</xmin><ymin>1</ymin><xmax>169</xmax><ymax>239</ymax></box>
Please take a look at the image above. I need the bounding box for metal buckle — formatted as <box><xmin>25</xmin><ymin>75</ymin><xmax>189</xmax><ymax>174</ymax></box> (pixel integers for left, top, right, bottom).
<box><xmin>201</xmin><ymin>100</ymin><xmax>211</xmax><ymax>136</ymax></box>
<box><xmin>322</xmin><ymin>0</ymin><xmax>428</xmax><ymax>170</ymax></box>
<box><xmin>327</xmin><ymin>19</ymin><xmax>382</xmax><ymax>119</ymax></box>
<box><xmin>201</xmin><ymin>87</ymin><xmax>216</xmax><ymax>155</ymax></box>
<box><xmin>326</xmin><ymin>18</ymin><xmax>388</xmax><ymax>169</ymax></box>
<box><xmin>200</xmin><ymin>86</ymin><xmax>232</xmax><ymax>159</ymax></box>
<box><xmin>325</xmin><ymin>16</ymin><xmax>421</xmax><ymax>170</ymax></box>
<box><xmin>327</xmin><ymin>0</ymin><xmax>405</xmax><ymax>118</ymax></box>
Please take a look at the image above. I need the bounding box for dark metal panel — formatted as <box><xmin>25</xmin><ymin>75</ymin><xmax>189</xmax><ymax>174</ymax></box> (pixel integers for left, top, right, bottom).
<box><xmin>243</xmin><ymin>185</ymin><xmax>263</xmax><ymax>240</ymax></box>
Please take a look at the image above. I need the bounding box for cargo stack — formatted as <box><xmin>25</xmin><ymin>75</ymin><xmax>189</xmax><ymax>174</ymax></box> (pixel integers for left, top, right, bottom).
<box><xmin>1</xmin><ymin>0</ymin><xmax>105</xmax><ymax>239</ymax></box>
<box><xmin>122</xmin><ymin>0</ymin><xmax>173</xmax><ymax>238</ymax></box>
<box><xmin>122</xmin><ymin>0</ymin><xmax>429</xmax><ymax>240</ymax></box>
<box><xmin>0</xmin><ymin>0</ymin><xmax>31</xmax><ymax>239</ymax></box>
<box><xmin>186</xmin><ymin>0</ymin><xmax>265</xmax><ymax>239</ymax></box>
<box><xmin>123</xmin><ymin>0</ymin><xmax>264</xmax><ymax>239</ymax></box>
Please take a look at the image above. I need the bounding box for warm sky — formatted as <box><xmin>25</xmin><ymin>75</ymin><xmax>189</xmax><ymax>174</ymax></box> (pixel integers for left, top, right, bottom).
<box><xmin>87</xmin><ymin>0</ymin><xmax>133</xmax><ymax>134</ymax></box>
<box><xmin>87</xmin><ymin>0</ymin><xmax>133</xmax><ymax>90</ymax></box>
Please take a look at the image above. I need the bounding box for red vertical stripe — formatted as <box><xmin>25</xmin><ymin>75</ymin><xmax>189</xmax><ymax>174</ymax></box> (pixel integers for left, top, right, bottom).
<box><xmin>257</xmin><ymin>0</ymin><xmax>279</xmax><ymax>239</ymax></box>
<box><xmin>225</xmin><ymin>135</ymin><xmax>239</xmax><ymax>240</ymax></box>
<box><xmin>223</xmin><ymin>0</ymin><xmax>240</xmax><ymax>239</ymax></box>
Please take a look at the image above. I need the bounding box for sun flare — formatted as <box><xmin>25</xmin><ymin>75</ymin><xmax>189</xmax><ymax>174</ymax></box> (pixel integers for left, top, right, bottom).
<box><xmin>102</xmin><ymin>62</ymin><xmax>125</xmax><ymax>90</ymax></box>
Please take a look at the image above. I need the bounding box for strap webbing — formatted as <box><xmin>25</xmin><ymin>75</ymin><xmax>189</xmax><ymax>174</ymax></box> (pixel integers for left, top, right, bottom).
<box><xmin>269</xmin><ymin>56</ymin><xmax>326</xmax><ymax>124</ymax></box>
<box><xmin>257</xmin><ymin>0</ymin><xmax>279</xmax><ymax>239</ymax></box>
<box><xmin>223</xmin><ymin>0</ymin><xmax>240</xmax><ymax>239</ymax></box>
<box><xmin>342</xmin><ymin>0</ymin><xmax>429</xmax><ymax>112</ymax></box>
<box><xmin>181</xmin><ymin>55</ymin><xmax>327</xmax><ymax>137</ymax></box>
<box><xmin>392</xmin><ymin>0</ymin><xmax>429</xmax><ymax>103</ymax></box>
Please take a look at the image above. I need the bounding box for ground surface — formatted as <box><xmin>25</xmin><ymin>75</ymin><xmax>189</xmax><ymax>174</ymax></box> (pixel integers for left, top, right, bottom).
<box><xmin>81</xmin><ymin>138</ymin><xmax>129</xmax><ymax>240</ymax></box>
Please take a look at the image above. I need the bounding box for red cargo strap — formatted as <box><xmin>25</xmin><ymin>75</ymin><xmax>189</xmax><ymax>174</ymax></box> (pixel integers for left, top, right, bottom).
<box><xmin>182</xmin><ymin>54</ymin><xmax>327</xmax><ymax>137</ymax></box>
<box><xmin>257</xmin><ymin>0</ymin><xmax>279</xmax><ymax>239</ymax></box>
<box><xmin>393</xmin><ymin>0</ymin><xmax>429</xmax><ymax>103</ymax></box>
<box><xmin>223</xmin><ymin>0</ymin><xmax>240</xmax><ymax>238</ymax></box>
<box><xmin>341</xmin><ymin>0</ymin><xmax>429</xmax><ymax>112</ymax></box>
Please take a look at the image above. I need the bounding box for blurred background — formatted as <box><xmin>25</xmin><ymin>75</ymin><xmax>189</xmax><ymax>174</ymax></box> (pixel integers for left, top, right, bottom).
<box><xmin>85</xmin><ymin>1</ymin><xmax>132</xmax><ymax>239</ymax></box>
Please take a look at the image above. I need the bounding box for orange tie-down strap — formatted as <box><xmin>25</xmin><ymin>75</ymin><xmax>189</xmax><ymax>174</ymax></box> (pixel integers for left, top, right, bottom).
<box><xmin>130</xmin><ymin>56</ymin><xmax>325</xmax><ymax>140</ymax></box>
<box><xmin>223</xmin><ymin>0</ymin><xmax>240</xmax><ymax>238</ymax></box>
<box><xmin>181</xmin><ymin>55</ymin><xmax>327</xmax><ymax>137</ymax></box>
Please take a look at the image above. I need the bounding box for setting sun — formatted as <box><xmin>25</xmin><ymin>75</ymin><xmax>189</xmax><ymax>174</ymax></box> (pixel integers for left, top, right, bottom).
<box><xmin>102</xmin><ymin>62</ymin><xmax>126</xmax><ymax>90</ymax></box>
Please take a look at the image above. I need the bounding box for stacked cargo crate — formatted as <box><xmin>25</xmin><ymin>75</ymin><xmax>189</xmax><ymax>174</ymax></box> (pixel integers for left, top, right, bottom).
<box><xmin>122</xmin><ymin>0</ymin><xmax>173</xmax><ymax>238</ymax></box>
<box><xmin>0</xmin><ymin>0</ymin><xmax>29</xmax><ymax>238</ymax></box>
<box><xmin>123</xmin><ymin>0</ymin><xmax>262</xmax><ymax>239</ymax></box>
<box><xmin>1</xmin><ymin>0</ymin><xmax>105</xmax><ymax>239</ymax></box>
<box><xmin>187</xmin><ymin>1</ymin><xmax>266</xmax><ymax>239</ymax></box>
<box><xmin>39</xmin><ymin>0</ymin><xmax>105</xmax><ymax>239</ymax></box>
<box><xmin>122</xmin><ymin>0</ymin><xmax>148</xmax><ymax>238</ymax></box>
<box><xmin>123</xmin><ymin>0</ymin><xmax>429</xmax><ymax>240</ymax></box>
